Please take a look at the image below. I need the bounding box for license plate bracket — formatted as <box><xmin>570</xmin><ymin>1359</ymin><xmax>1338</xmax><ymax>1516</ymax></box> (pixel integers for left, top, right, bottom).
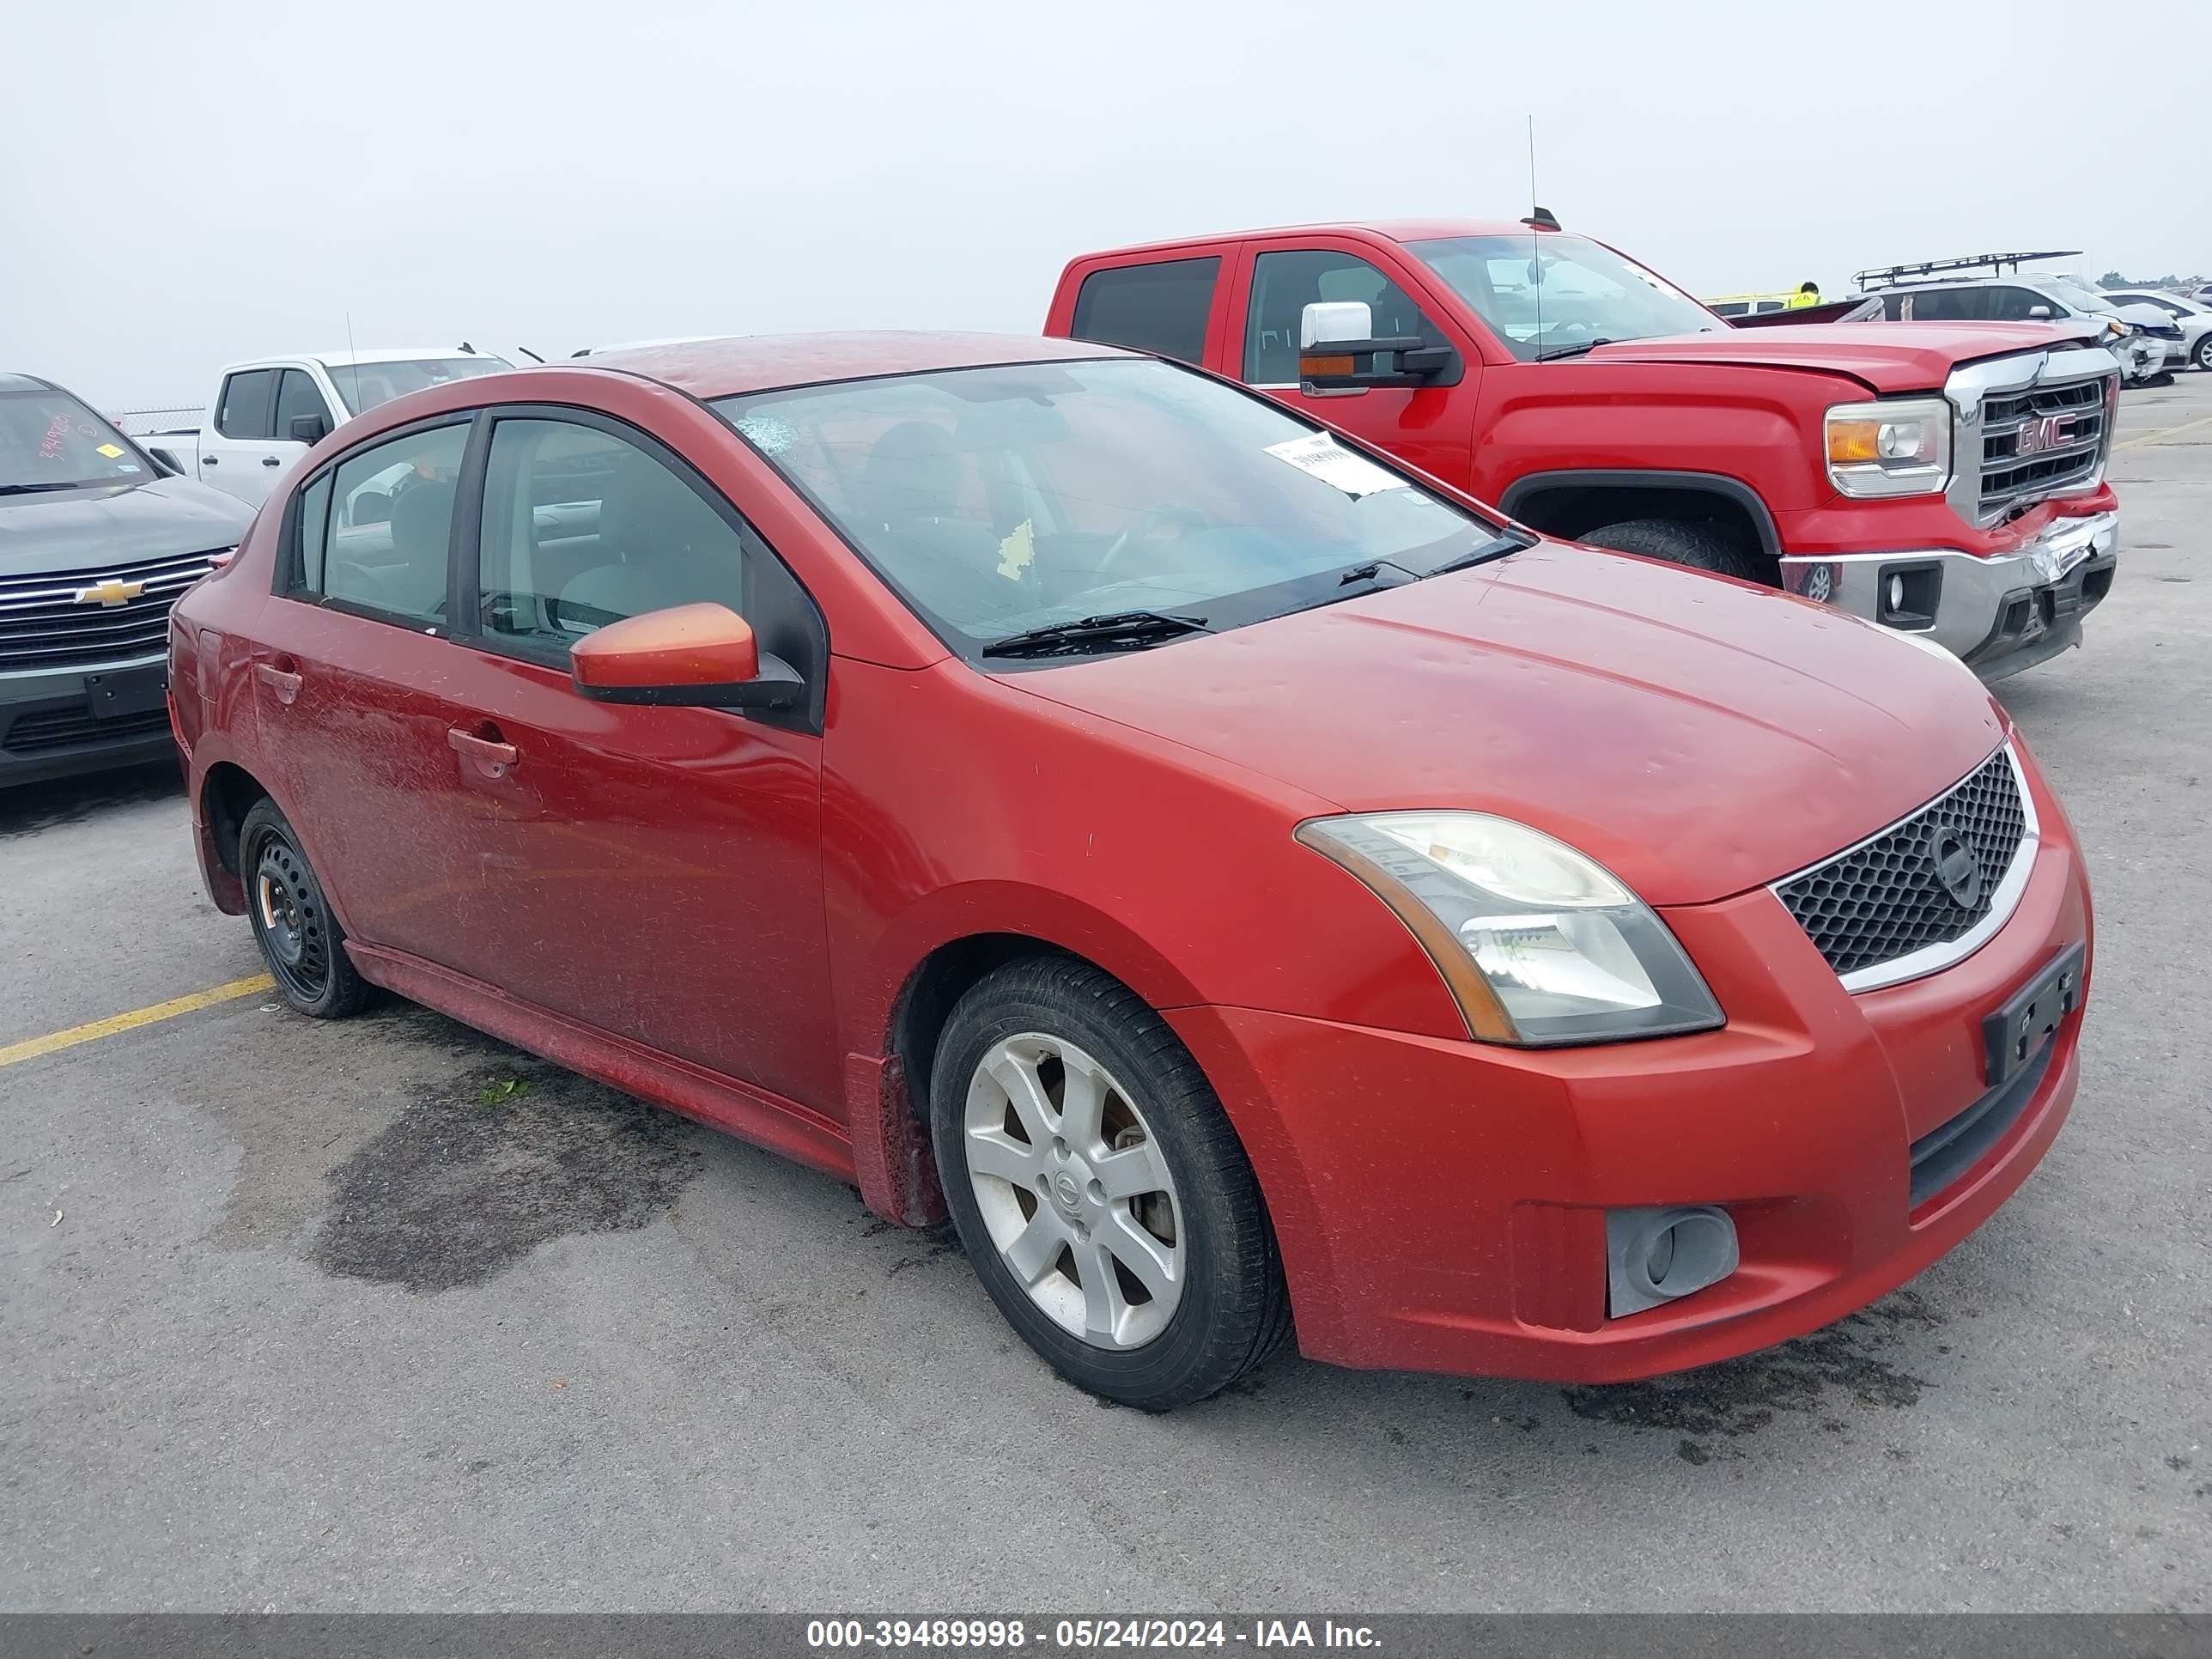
<box><xmin>85</xmin><ymin>662</ymin><xmax>168</xmax><ymax>720</ymax></box>
<box><xmin>1982</xmin><ymin>940</ymin><xmax>2085</xmax><ymax>1087</ymax></box>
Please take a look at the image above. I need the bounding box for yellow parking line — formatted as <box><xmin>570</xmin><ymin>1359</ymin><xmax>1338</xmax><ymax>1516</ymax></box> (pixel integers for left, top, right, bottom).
<box><xmin>2115</xmin><ymin>412</ymin><xmax>2212</xmax><ymax>451</ymax></box>
<box><xmin>0</xmin><ymin>974</ymin><xmax>274</xmax><ymax>1069</ymax></box>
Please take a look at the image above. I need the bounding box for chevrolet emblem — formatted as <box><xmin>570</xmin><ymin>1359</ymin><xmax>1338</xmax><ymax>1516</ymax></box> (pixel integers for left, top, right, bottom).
<box><xmin>74</xmin><ymin>578</ymin><xmax>145</xmax><ymax>608</ymax></box>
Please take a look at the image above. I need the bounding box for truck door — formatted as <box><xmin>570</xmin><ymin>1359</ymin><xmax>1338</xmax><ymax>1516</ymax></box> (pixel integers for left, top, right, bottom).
<box><xmin>1226</xmin><ymin>240</ymin><xmax>1479</xmax><ymax>495</ymax></box>
<box><xmin>200</xmin><ymin>368</ymin><xmax>314</xmax><ymax>504</ymax></box>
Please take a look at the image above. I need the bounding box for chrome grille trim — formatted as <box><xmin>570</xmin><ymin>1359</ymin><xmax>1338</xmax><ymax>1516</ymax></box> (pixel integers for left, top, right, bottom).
<box><xmin>1771</xmin><ymin>744</ymin><xmax>2041</xmax><ymax>993</ymax></box>
<box><xmin>0</xmin><ymin>549</ymin><xmax>222</xmax><ymax>672</ymax></box>
<box><xmin>1943</xmin><ymin>345</ymin><xmax>2121</xmax><ymax>531</ymax></box>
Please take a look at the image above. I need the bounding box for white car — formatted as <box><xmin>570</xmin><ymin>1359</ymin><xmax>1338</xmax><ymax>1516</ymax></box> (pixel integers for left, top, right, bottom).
<box><xmin>135</xmin><ymin>347</ymin><xmax>509</xmax><ymax>507</ymax></box>
<box><xmin>2100</xmin><ymin>290</ymin><xmax>2212</xmax><ymax>372</ymax></box>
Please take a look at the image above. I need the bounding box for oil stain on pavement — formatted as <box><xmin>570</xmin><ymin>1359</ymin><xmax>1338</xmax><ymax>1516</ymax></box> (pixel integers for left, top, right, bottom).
<box><xmin>310</xmin><ymin>1055</ymin><xmax>702</xmax><ymax>1292</ymax></box>
<box><xmin>1559</xmin><ymin>1289</ymin><xmax>1942</xmax><ymax>1449</ymax></box>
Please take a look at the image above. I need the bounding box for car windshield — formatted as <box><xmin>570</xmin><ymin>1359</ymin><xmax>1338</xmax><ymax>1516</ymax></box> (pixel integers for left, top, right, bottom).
<box><xmin>325</xmin><ymin>356</ymin><xmax>507</xmax><ymax>416</ymax></box>
<box><xmin>0</xmin><ymin>380</ymin><xmax>150</xmax><ymax>493</ymax></box>
<box><xmin>1407</xmin><ymin>234</ymin><xmax>1720</xmax><ymax>361</ymax></box>
<box><xmin>714</xmin><ymin>357</ymin><xmax>1507</xmax><ymax>656</ymax></box>
<box><xmin>2050</xmin><ymin>284</ymin><xmax>2121</xmax><ymax>317</ymax></box>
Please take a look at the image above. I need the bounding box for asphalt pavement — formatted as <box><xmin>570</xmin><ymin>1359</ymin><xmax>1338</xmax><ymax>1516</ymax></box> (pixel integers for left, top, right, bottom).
<box><xmin>3</xmin><ymin>376</ymin><xmax>2208</xmax><ymax>1613</ymax></box>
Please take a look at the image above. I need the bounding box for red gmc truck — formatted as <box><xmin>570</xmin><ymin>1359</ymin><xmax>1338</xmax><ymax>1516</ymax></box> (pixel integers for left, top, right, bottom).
<box><xmin>1044</xmin><ymin>218</ymin><xmax>2122</xmax><ymax>680</ymax></box>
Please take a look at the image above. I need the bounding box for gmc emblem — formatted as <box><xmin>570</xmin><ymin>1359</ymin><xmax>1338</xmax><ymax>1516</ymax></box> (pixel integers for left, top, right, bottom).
<box><xmin>2015</xmin><ymin>415</ymin><xmax>2069</xmax><ymax>457</ymax></box>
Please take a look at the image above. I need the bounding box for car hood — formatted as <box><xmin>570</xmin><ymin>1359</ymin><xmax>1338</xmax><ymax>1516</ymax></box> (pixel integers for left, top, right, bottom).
<box><xmin>998</xmin><ymin>544</ymin><xmax>2006</xmax><ymax>908</ymax></box>
<box><xmin>0</xmin><ymin>477</ymin><xmax>255</xmax><ymax>578</ymax></box>
<box><xmin>1584</xmin><ymin>322</ymin><xmax>2094</xmax><ymax>394</ymax></box>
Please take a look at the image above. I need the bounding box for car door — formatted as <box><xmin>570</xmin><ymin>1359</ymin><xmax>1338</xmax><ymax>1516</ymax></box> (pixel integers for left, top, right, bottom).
<box><xmin>428</xmin><ymin>405</ymin><xmax>839</xmax><ymax>1113</ymax></box>
<box><xmin>250</xmin><ymin>416</ymin><xmax>489</xmax><ymax>968</ymax></box>
<box><xmin>201</xmin><ymin>367</ymin><xmax>313</xmax><ymax>503</ymax></box>
<box><xmin>1229</xmin><ymin>240</ymin><xmax>1480</xmax><ymax>492</ymax></box>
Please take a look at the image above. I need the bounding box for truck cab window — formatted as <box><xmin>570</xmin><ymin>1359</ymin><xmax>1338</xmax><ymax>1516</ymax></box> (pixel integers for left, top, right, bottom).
<box><xmin>1069</xmin><ymin>258</ymin><xmax>1219</xmax><ymax>365</ymax></box>
<box><xmin>1243</xmin><ymin>251</ymin><xmax>1444</xmax><ymax>385</ymax></box>
<box><xmin>216</xmin><ymin>370</ymin><xmax>277</xmax><ymax>440</ymax></box>
<box><xmin>273</xmin><ymin>370</ymin><xmax>332</xmax><ymax>441</ymax></box>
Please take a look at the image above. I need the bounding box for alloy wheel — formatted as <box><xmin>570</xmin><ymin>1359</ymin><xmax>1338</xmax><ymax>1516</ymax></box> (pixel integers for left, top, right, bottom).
<box><xmin>963</xmin><ymin>1033</ymin><xmax>1184</xmax><ymax>1349</ymax></box>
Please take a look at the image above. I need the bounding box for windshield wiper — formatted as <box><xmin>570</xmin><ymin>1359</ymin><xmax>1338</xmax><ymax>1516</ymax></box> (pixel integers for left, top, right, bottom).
<box><xmin>979</xmin><ymin>611</ymin><xmax>1211</xmax><ymax>659</ymax></box>
<box><xmin>1425</xmin><ymin>527</ymin><xmax>1540</xmax><ymax>578</ymax></box>
<box><xmin>0</xmin><ymin>481</ymin><xmax>99</xmax><ymax>497</ymax></box>
<box><xmin>1533</xmin><ymin>337</ymin><xmax>1614</xmax><ymax>362</ymax></box>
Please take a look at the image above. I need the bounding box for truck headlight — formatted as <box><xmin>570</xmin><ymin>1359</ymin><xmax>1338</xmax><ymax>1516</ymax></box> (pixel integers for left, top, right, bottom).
<box><xmin>1825</xmin><ymin>397</ymin><xmax>1951</xmax><ymax>498</ymax></box>
<box><xmin>1297</xmin><ymin>812</ymin><xmax>1724</xmax><ymax>1047</ymax></box>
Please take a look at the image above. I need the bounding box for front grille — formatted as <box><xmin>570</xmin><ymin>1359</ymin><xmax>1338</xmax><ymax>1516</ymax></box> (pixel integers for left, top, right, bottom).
<box><xmin>1775</xmin><ymin>748</ymin><xmax>2029</xmax><ymax>980</ymax></box>
<box><xmin>0</xmin><ymin>550</ymin><xmax>220</xmax><ymax>672</ymax></box>
<box><xmin>2</xmin><ymin>705</ymin><xmax>172</xmax><ymax>754</ymax></box>
<box><xmin>1978</xmin><ymin>375</ymin><xmax>2111</xmax><ymax>522</ymax></box>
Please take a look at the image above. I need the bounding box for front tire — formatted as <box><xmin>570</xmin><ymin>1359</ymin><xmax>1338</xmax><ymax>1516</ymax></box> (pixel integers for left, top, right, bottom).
<box><xmin>2194</xmin><ymin>335</ymin><xmax>2212</xmax><ymax>373</ymax></box>
<box><xmin>929</xmin><ymin>957</ymin><xmax>1291</xmax><ymax>1410</ymax></box>
<box><xmin>1580</xmin><ymin>517</ymin><xmax>1773</xmax><ymax>584</ymax></box>
<box><xmin>239</xmin><ymin>798</ymin><xmax>374</xmax><ymax>1018</ymax></box>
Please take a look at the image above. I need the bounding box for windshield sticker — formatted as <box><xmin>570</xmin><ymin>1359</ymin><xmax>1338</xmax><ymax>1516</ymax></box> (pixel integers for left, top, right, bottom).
<box><xmin>95</xmin><ymin>442</ymin><xmax>125</xmax><ymax>459</ymax></box>
<box><xmin>116</xmin><ymin>463</ymin><xmax>142</xmax><ymax>473</ymax></box>
<box><xmin>996</xmin><ymin>519</ymin><xmax>1036</xmax><ymax>581</ymax></box>
<box><xmin>734</xmin><ymin>413</ymin><xmax>796</xmax><ymax>456</ymax></box>
<box><xmin>1264</xmin><ymin>433</ymin><xmax>1405</xmax><ymax>499</ymax></box>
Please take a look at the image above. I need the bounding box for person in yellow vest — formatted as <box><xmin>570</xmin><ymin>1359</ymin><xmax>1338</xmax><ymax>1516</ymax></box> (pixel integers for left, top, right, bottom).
<box><xmin>1788</xmin><ymin>281</ymin><xmax>1822</xmax><ymax>309</ymax></box>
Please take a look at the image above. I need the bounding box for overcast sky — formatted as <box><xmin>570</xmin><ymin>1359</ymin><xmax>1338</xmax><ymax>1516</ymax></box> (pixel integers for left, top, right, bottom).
<box><xmin>5</xmin><ymin>0</ymin><xmax>2205</xmax><ymax>407</ymax></box>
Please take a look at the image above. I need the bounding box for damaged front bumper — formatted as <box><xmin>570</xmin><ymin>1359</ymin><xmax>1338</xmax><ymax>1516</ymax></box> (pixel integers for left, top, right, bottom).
<box><xmin>1779</xmin><ymin>509</ymin><xmax>2118</xmax><ymax>683</ymax></box>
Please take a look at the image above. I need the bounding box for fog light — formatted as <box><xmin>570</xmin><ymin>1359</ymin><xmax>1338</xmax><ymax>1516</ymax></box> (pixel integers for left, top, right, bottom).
<box><xmin>1605</xmin><ymin>1206</ymin><xmax>1739</xmax><ymax>1317</ymax></box>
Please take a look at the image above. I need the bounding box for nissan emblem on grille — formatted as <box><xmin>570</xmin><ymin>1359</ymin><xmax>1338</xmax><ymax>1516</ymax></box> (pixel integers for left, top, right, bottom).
<box><xmin>1772</xmin><ymin>749</ymin><xmax>2029</xmax><ymax>980</ymax></box>
<box><xmin>1929</xmin><ymin>825</ymin><xmax>1984</xmax><ymax>908</ymax></box>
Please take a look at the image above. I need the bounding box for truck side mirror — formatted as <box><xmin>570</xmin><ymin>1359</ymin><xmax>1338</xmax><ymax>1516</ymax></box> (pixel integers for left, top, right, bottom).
<box><xmin>289</xmin><ymin>414</ymin><xmax>331</xmax><ymax>446</ymax></box>
<box><xmin>1298</xmin><ymin>300</ymin><xmax>1459</xmax><ymax>391</ymax></box>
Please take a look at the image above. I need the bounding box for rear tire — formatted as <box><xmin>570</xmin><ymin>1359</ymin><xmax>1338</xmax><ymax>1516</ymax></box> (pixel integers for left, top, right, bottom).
<box><xmin>239</xmin><ymin>798</ymin><xmax>374</xmax><ymax>1019</ymax></box>
<box><xmin>1580</xmin><ymin>517</ymin><xmax>1773</xmax><ymax>584</ymax></box>
<box><xmin>929</xmin><ymin>957</ymin><xmax>1291</xmax><ymax>1410</ymax></box>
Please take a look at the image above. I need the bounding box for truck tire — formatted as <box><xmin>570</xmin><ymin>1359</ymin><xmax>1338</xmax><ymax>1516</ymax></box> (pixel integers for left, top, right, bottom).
<box><xmin>929</xmin><ymin>956</ymin><xmax>1293</xmax><ymax>1411</ymax></box>
<box><xmin>1580</xmin><ymin>518</ymin><xmax>1774</xmax><ymax>585</ymax></box>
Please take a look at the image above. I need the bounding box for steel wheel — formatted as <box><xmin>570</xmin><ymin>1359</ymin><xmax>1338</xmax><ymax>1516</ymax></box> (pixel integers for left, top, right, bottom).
<box><xmin>963</xmin><ymin>1032</ymin><xmax>1184</xmax><ymax>1349</ymax></box>
<box><xmin>251</xmin><ymin>827</ymin><xmax>334</xmax><ymax>1003</ymax></box>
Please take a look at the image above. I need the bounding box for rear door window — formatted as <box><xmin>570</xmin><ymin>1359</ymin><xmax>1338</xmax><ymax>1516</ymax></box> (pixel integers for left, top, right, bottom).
<box><xmin>1069</xmin><ymin>258</ymin><xmax>1220</xmax><ymax>364</ymax></box>
<box><xmin>304</xmin><ymin>423</ymin><xmax>471</xmax><ymax>623</ymax></box>
<box><xmin>216</xmin><ymin>370</ymin><xmax>277</xmax><ymax>440</ymax></box>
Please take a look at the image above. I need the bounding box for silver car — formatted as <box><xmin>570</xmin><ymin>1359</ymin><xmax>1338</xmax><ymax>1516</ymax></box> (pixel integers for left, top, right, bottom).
<box><xmin>2101</xmin><ymin>290</ymin><xmax>2212</xmax><ymax>372</ymax></box>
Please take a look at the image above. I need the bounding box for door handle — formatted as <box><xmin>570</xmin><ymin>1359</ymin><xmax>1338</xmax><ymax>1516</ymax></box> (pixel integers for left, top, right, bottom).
<box><xmin>202</xmin><ymin>454</ymin><xmax>219</xmax><ymax>465</ymax></box>
<box><xmin>261</xmin><ymin>455</ymin><xmax>283</xmax><ymax>467</ymax></box>
<box><xmin>254</xmin><ymin>660</ymin><xmax>303</xmax><ymax>704</ymax></box>
<box><xmin>448</xmin><ymin>726</ymin><xmax>520</xmax><ymax>780</ymax></box>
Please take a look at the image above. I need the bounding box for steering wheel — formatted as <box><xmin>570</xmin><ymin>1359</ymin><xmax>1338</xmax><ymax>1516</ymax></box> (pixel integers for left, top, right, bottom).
<box><xmin>1097</xmin><ymin>504</ymin><xmax>1209</xmax><ymax>578</ymax></box>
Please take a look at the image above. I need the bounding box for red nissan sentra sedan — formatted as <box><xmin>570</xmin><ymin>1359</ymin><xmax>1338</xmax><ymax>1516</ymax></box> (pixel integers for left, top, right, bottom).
<box><xmin>169</xmin><ymin>332</ymin><xmax>2090</xmax><ymax>1409</ymax></box>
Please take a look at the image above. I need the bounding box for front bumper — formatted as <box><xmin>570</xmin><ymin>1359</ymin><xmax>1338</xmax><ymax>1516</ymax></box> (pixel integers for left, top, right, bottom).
<box><xmin>0</xmin><ymin>654</ymin><xmax>179</xmax><ymax>788</ymax></box>
<box><xmin>1172</xmin><ymin>745</ymin><xmax>2090</xmax><ymax>1382</ymax></box>
<box><xmin>1778</xmin><ymin>509</ymin><xmax>2118</xmax><ymax>683</ymax></box>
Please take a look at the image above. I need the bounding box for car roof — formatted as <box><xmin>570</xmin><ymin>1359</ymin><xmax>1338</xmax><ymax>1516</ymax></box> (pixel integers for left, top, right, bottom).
<box><xmin>582</xmin><ymin>330</ymin><xmax>1136</xmax><ymax>399</ymax></box>
<box><xmin>1075</xmin><ymin>219</ymin><xmax>1549</xmax><ymax>261</ymax></box>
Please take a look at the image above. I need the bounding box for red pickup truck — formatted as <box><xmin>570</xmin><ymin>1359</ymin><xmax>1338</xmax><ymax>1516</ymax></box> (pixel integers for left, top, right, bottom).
<box><xmin>1045</xmin><ymin>219</ymin><xmax>2122</xmax><ymax>680</ymax></box>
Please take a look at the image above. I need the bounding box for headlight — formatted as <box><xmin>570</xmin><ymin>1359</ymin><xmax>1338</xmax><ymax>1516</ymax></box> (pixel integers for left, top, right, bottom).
<box><xmin>1296</xmin><ymin>812</ymin><xmax>1724</xmax><ymax>1047</ymax></box>
<box><xmin>1824</xmin><ymin>397</ymin><xmax>1951</xmax><ymax>498</ymax></box>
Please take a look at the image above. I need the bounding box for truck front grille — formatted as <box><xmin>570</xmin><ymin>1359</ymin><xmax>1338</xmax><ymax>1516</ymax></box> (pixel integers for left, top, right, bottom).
<box><xmin>0</xmin><ymin>550</ymin><xmax>219</xmax><ymax>672</ymax></box>
<box><xmin>1774</xmin><ymin>747</ymin><xmax>2031</xmax><ymax>982</ymax></box>
<box><xmin>1978</xmin><ymin>375</ymin><xmax>2112</xmax><ymax>523</ymax></box>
